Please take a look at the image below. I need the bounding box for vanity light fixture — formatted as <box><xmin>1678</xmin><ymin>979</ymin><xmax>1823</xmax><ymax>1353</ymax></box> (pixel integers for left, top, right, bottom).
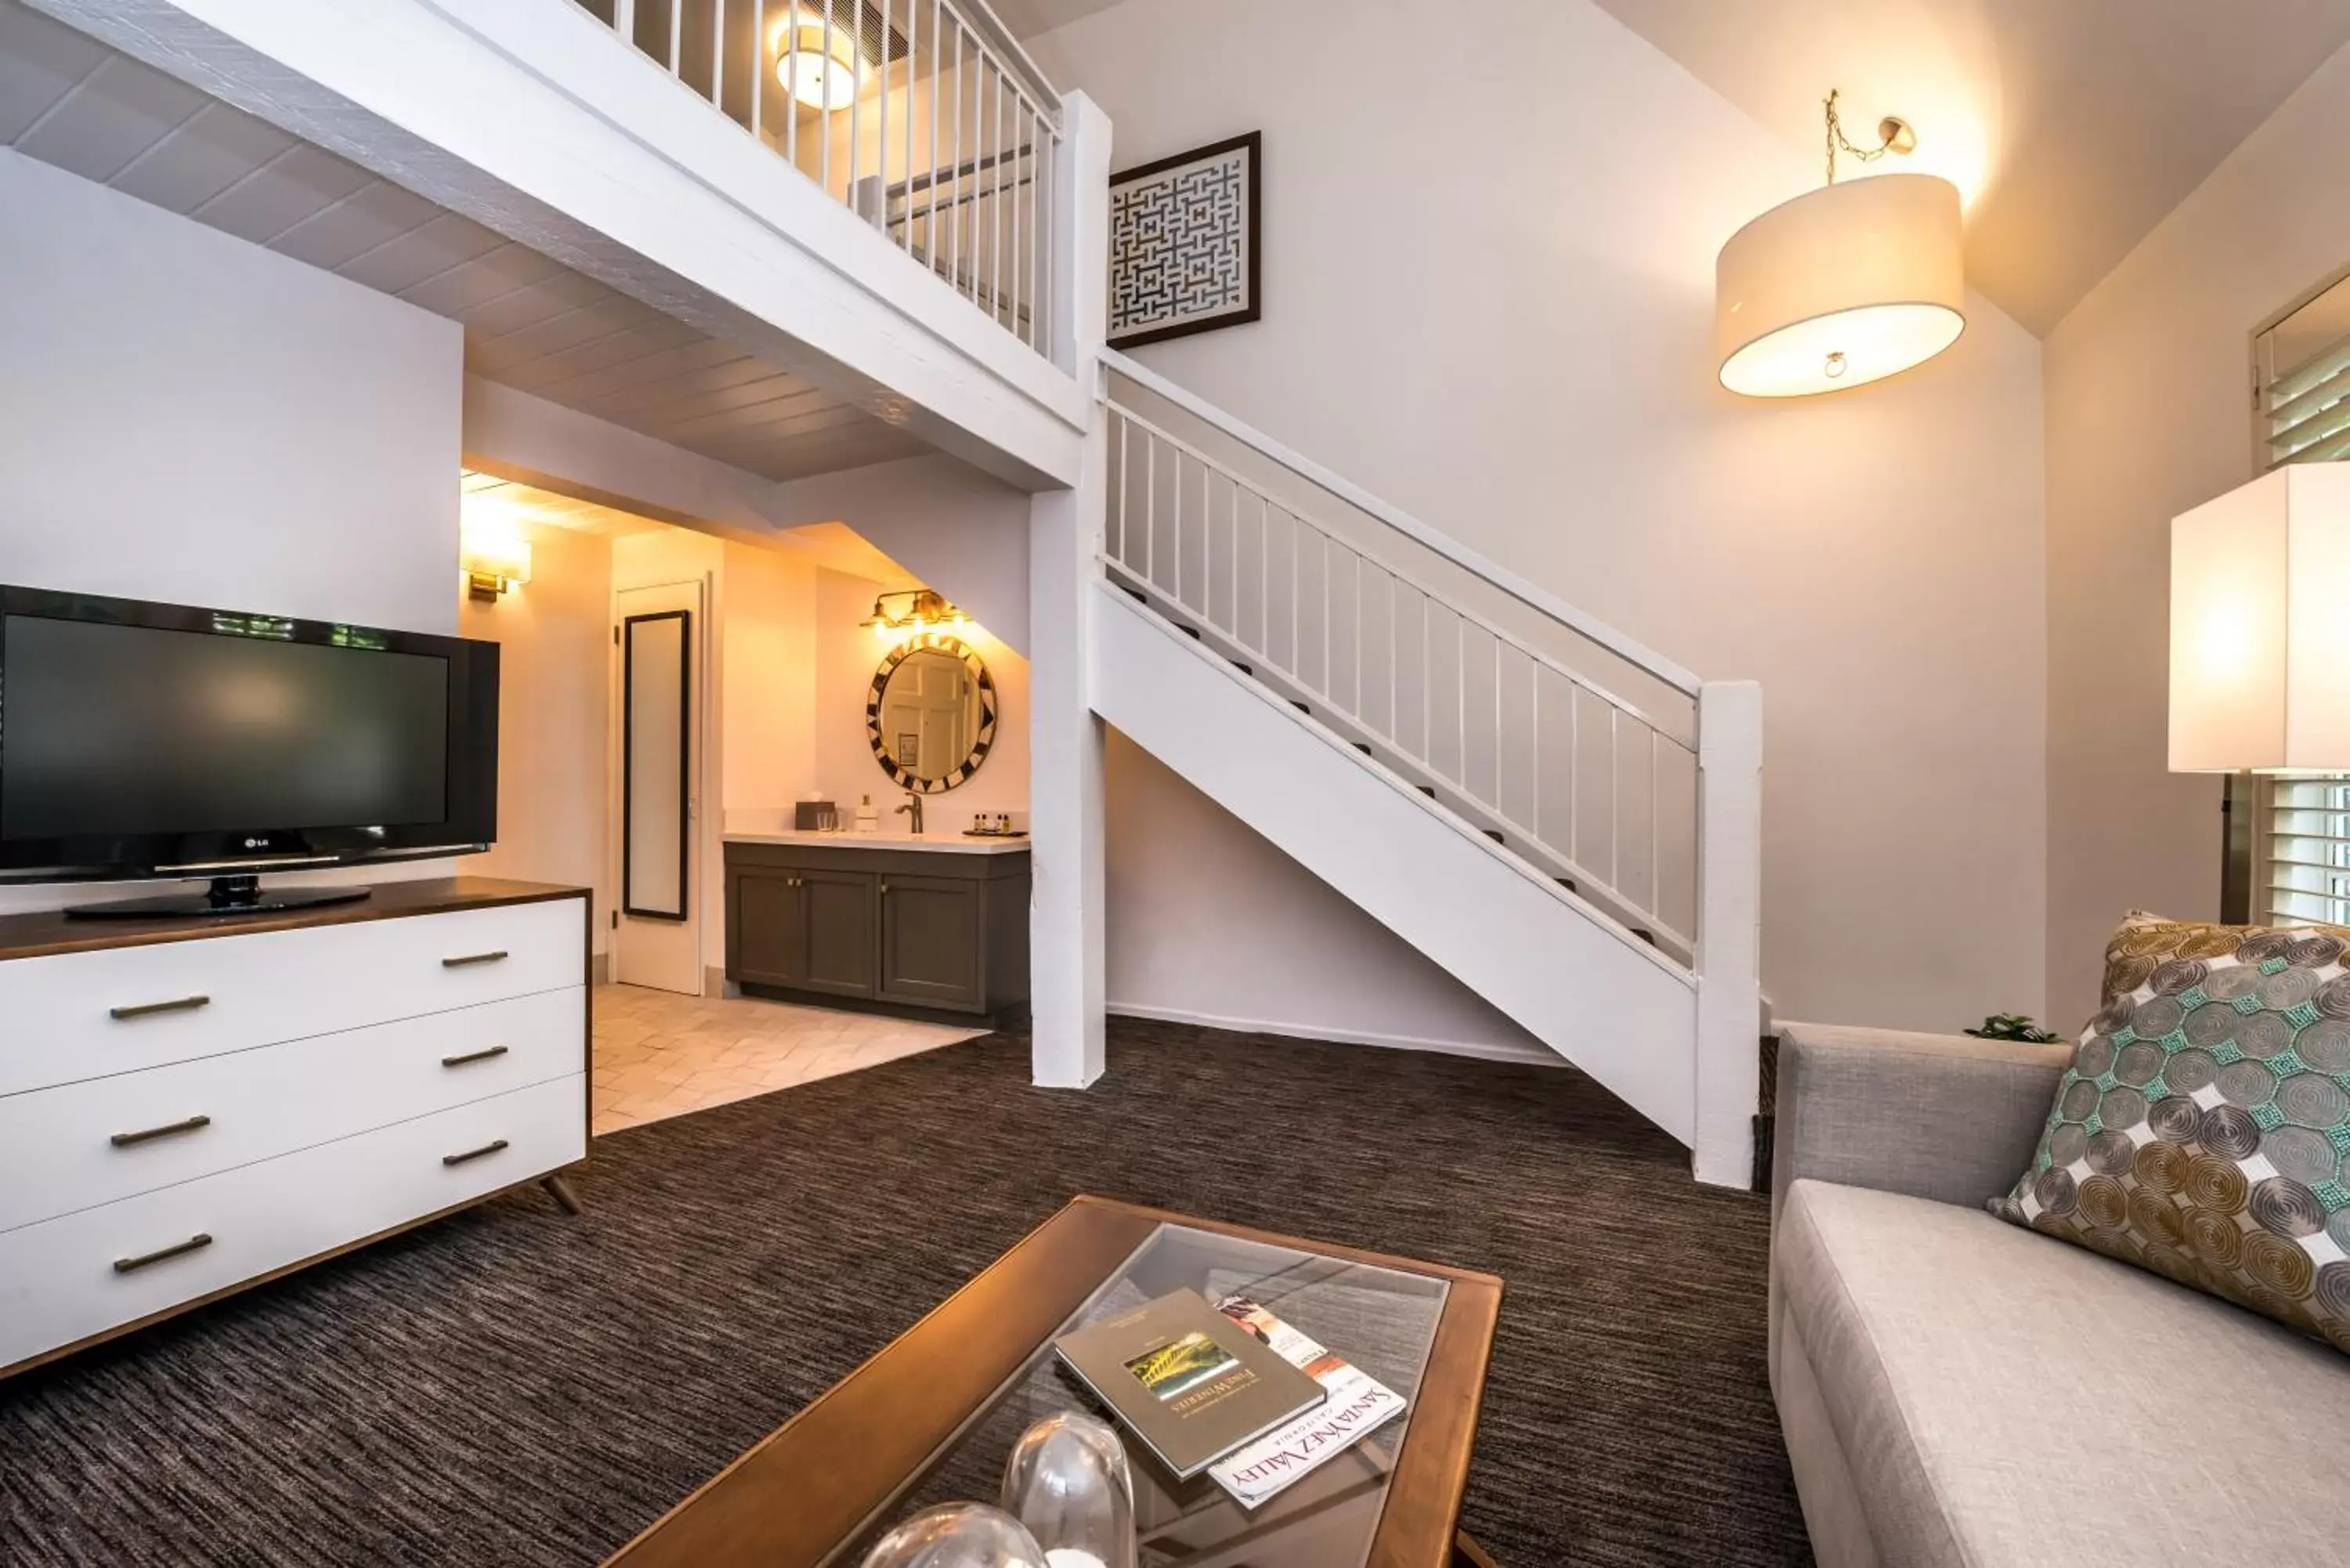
<box><xmin>862</xmin><ymin>588</ymin><xmax>968</xmax><ymax>644</ymax></box>
<box><xmin>775</xmin><ymin>13</ymin><xmax>866</xmax><ymax>112</ymax></box>
<box><xmin>460</xmin><ymin>530</ymin><xmax>533</xmax><ymax>603</ymax></box>
<box><xmin>1715</xmin><ymin>90</ymin><xmax>1965</xmax><ymax>398</ymax></box>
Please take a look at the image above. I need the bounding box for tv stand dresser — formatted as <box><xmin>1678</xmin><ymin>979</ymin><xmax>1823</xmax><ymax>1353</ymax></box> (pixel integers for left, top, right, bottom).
<box><xmin>0</xmin><ymin>877</ymin><xmax>591</xmax><ymax>1378</ymax></box>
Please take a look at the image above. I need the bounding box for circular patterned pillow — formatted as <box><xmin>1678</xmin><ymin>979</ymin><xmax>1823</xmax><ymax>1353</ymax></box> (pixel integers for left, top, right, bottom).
<box><xmin>1991</xmin><ymin>915</ymin><xmax>2350</xmax><ymax>1355</ymax></box>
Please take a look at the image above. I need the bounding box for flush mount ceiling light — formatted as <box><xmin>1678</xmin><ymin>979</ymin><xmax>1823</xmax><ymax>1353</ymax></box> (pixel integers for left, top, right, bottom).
<box><xmin>775</xmin><ymin>16</ymin><xmax>866</xmax><ymax>112</ymax></box>
<box><xmin>1716</xmin><ymin>90</ymin><xmax>1965</xmax><ymax>398</ymax></box>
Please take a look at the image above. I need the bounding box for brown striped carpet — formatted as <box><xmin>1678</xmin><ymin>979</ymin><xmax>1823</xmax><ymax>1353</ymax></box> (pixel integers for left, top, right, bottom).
<box><xmin>0</xmin><ymin>1018</ymin><xmax>1813</xmax><ymax>1566</ymax></box>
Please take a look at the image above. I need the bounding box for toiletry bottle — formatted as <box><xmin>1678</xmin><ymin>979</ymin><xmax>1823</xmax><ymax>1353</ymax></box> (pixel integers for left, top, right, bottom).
<box><xmin>855</xmin><ymin>793</ymin><xmax>879</xmax><ymax>833</ymax></box>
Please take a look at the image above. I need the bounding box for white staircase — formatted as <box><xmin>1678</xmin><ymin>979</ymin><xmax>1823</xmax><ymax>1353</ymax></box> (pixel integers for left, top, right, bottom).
<box><xmin>1090</xmin><ymin>351</ymin><xmax>1763</xmax><ymax>1185</ymax></box>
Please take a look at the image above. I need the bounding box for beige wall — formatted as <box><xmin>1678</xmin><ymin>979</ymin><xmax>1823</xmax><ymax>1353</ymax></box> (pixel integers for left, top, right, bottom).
<box><xmin>721</xmin><ymin>541</ymin><xmax>819</xmax><ymax>819</ymax></box>
<box><xmin>458</xmin><ymin>522</ymin><xmax>613</xmax><ymax>950</ymax></box>
<box><xmin>2044</xmin><ymin>38</ymin><xmax>2350</xmax><ymax>1027</ymax></box>
<box><xmin>1032</xmin><ymin>0</ymin><xmax>2051</xmax><ymax>1032</ymax></box>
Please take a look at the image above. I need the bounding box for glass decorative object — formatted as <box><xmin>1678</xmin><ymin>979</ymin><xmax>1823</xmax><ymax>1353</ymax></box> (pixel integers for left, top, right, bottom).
<box><xmin>856</xmin><ymin>1503</ymin><xmax>1049</xmax><ymax>1568</ymax></box>
<box><xmin>1000</xmin><ymin>1411</ymin><xmax>1137</xmax><ymax>1568</ymax></box>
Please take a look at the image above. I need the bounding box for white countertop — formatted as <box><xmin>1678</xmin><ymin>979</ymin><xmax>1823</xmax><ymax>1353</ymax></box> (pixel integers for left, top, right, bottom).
<box><xmin>723</xmin><ymin>829</ymin><xmax>1031</xmax><ymax>855</ymax></box>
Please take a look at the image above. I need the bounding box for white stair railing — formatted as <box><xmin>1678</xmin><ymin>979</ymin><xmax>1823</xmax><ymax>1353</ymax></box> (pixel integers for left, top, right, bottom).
<box><xmin>580</xmin><ymin>0</ymin><xmax>1061</xmax><ymax>360</ymax></box>
<box><xmin>1104</xmin><ymin>352</ymin><xmax>1701</xmax><ymax>956</ymax></box>
<box><xmin>1099</xmin><ymin>350</ymin><xmax>1765</xmax><ymax>1183</ymax></box>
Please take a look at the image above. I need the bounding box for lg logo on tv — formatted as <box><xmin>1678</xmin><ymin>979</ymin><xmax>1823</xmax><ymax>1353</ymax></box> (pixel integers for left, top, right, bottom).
<box><xmin>243</xmin><ymin>837</ymin><xmax>268</xmax><ymax>850</ymax></box>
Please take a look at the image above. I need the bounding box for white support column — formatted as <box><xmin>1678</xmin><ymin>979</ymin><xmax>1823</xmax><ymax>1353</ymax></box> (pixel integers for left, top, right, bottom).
<box><xmin>1693</xmin><ymin>679</ymin><xmax>1763</xmax><ymax>1187</ymax></box>
<box><xmin>1029</xmin><ymin>92</ymin><xmax>1112</xmax><ymax>1088</ymax></box>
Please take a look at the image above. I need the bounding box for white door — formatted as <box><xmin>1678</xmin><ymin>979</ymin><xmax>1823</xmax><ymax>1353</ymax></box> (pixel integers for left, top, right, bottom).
<box><xmin>613</xmin><ymin>580</ymin><xmax>704</xmax><ymax>995</ymax></box>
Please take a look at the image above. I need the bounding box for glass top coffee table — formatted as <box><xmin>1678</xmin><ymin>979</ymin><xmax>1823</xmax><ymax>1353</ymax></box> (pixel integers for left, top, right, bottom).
<box><xmin>609</xmin><ymin>1197</ymin><xmax>1504</xmax><ymax>1568</ymax></box>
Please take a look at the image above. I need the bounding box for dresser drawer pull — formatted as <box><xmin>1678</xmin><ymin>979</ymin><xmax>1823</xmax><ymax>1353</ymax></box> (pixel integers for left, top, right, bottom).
<box><xmin>442</xmin><ymin>1138</ymin><xmax>511</xmax><ymax>1167</ymax></box>
<box><xmin>441</xmin><ymin>950</ymin><xmax>510</xmax><ymax>970</ymax></box>
<box><xmin>109</xmin><ymin>995</ymin><xmax>212</xmax><ymax>1021</ymax></box>
<box><xmin>114</xmin><ymin>1234</ymin><xmax>213</xmax><ymax>1274</ymax></box>
<box><xmin>441</xmin><ymin>1045</ymin><xmax>511</xmax><ymax>1068</ymax></box>
<box><xmin>110</xmin><ymin>1114</ymin><xmax>213</xmax><ymax>1148</ymax></box>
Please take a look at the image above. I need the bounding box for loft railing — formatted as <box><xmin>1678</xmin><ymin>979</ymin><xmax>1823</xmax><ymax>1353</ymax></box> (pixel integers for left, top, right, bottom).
<box><xmin>577</xmin><ymin>0</ymin><xmax>1062</xmax><ymax>359</ymax></box>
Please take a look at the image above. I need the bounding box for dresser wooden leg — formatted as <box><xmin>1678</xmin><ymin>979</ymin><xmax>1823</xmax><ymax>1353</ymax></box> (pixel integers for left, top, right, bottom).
<box><xmin>542</xmin><ymin>1173</ymin><xmax>584</xmax><ymax>1216</ymax></box>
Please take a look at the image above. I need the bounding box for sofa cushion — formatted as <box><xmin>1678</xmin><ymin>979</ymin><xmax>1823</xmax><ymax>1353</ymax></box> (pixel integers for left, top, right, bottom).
<box><xmin>1992</xmin><ymin>915</ymin><xmax>2350</xmax><ymax>1351</ymax></box>
<box><xmin>1779</xmin><ymin>1178</ymin><xmax>2350</xmax><ymax>1568</ymax></box>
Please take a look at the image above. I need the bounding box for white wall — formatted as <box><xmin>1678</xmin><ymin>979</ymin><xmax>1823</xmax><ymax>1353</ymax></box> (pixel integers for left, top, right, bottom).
<box><xmin>772</xmin><ymin>456</ymin><xmax>1036</xmax><ymax>655</ymax></box>
<box><xmin>1106</xmin><ymin>734</ymin><xmax>1553</xmax><ymax>1060</ymax></box>
<box><xmin>458</xmin><ymin>522</ymin><xmax>613</xmax><ymax>952</ymax></box>
<box><xmin>1031</xmin><ymin>0</ymin><xmax>2051</xmax><ymax>1034</ymax></box>
<box><xmin>0</xmin><ymin>147</ymin><xmax>465</xmax><ymax>914</ymax></box>
<box><xmin>0</xmin><ymin>150</ymin><xmax>461</xmax><ymax>631</ymax></box>
<box><xmin>2043</xmin><ymin>38</ymin><xmax>2350</xmax><ymax>1028</ymax></box>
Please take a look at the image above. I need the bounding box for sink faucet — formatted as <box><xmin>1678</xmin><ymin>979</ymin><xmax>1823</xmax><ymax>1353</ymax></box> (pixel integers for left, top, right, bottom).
<box><xmin>895</xmin><ymin>791</ymin><xmax>924</xmax><ymax>834</ymax></box>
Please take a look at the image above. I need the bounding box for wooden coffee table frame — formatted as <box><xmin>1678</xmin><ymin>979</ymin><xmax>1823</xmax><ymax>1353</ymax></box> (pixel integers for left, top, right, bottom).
<box><xmin>608</xmin><ymin>1195</ymin><xmax>1504</xmax><ymax>1568</ymax></box>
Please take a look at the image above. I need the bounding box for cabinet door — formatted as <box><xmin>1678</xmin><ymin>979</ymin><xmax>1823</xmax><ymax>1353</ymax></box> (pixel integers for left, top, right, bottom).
<box><xmin>800</xmin><ymin>870</ymin><xmax>878</xmax><ymax>998</ymax></box>
<box><xmin>877</xmin><ymin>874</ymin><xmax>982</xmax><ymax>1010</ymax></box>
<box><xmin>729</xmin><ymin>870</ymin><xmax>808</xmax><ymax>988</ymax></box>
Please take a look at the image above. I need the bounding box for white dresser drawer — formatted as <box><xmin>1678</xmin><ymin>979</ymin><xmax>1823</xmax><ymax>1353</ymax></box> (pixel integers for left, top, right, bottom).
<box><xmin>0</xmin><ymin>1075</ymin><xmax>584</xmax><ymax>1375</ymax></box>
<box><xmin>0</xmin><ymin>896</ymin><xmax>584</xmax><ymax>1097</ymax></box>
<box><xmin>0</xmin><ymin>987</ymin><xmax>585</xmax><ymax>1234</ymax></box>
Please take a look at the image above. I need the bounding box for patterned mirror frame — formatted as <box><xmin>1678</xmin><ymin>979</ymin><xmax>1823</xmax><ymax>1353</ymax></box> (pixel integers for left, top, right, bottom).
<box><xmin>866</xmin><ymin>634</ymin><xmax>997</xmax><ymax>794</ymax></box>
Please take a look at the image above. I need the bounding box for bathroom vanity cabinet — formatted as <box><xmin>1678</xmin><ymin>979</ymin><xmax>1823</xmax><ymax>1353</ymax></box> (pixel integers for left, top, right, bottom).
<box><xmin>722</xmin><ymin>836</ymin><xmax>1030</xmax><ymax>1024</ymax></box>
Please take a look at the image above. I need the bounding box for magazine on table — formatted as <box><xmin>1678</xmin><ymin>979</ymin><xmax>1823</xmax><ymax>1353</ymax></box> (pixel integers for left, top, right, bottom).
<box><xmin>1205</xmin><ymin>1294</ymin><xmax>1409</xmax><ymax>1508</ymax></box>
<box><xmin>1053</xmin><ymin>1288</ymin><xmax>1326</xmax><ymax>1479</ymax></box>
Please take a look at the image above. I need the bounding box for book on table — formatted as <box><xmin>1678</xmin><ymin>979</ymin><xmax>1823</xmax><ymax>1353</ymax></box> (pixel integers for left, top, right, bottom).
<box><xmin>1204</xmin><ymin>1294</ymin><xmax>1411</xmax><ymax>1509</ymax></box>
<box><xmin>1053</xmin><ymin>1288</ymin><xmax>1326</xmax><ymax>1479</ymax></box>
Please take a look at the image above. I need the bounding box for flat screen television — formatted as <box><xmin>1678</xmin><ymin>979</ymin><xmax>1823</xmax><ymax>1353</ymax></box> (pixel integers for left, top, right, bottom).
<box><xmin>0</xmin><ymin>586</ymin><xmax>498</xmax><ymax>917</ymax></box>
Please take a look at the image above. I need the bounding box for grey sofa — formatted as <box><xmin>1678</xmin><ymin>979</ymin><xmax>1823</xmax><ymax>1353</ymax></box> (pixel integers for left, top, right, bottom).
<box><xmin>1770</xmin><ymin>1021</ymin><xmax>2350</xmax><ymax>1568</ymax></box>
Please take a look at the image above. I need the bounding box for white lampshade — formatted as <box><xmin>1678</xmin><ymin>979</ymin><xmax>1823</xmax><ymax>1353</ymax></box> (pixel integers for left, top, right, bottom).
<box><xmin>1716</xmin><ymin>172</ymin><xmax>1965</xmax><ymax>397</ymax></box>
<box><xmin>2170</xmin><ymin>463</ymin><xmax>2350</xmax><ymax>772</ymax></box>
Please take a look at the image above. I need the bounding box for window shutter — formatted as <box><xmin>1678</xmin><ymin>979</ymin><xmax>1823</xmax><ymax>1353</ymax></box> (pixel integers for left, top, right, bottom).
<box><xmin>2253</xmin><ymin>274</ymin><xmax>2350</xmax><ymax>924</ymax></box>
<box><xmin>2269</xmin><ymin>776</ymin><xmax>2350</xmax><ymax>927</ymax></box>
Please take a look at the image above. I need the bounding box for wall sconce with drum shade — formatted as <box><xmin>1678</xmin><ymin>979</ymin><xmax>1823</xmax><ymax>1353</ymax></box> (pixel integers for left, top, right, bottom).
<box><xmin>774</xmin><ymin>13</ymin><xmax>865</xmax><ymax>111</ymax></box>
<box><xmin>862</xmin><ymin>587</ymin><xmax>968</xmax><ymax>645</ymax></box>
<box><xmin>2170</xmin><ymin>464</ymin><xmax>2350</xmax><ymax>773</ymax></box>
<box><xmin>460</xmin><ymin>529</ymin><xmax>532</xmax><ymax>603</ymax></box>
<box><xmin>1716</xmin><ymin>92</ymin><xmax>1965</xmax><ymax>397</ymax></box>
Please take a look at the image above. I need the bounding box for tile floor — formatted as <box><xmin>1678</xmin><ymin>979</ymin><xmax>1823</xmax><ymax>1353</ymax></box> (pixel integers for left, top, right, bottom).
<box><xmin>589</xmin><ymin>983</ymin><xmax>989</xmax><ymax>1135</ymax></box>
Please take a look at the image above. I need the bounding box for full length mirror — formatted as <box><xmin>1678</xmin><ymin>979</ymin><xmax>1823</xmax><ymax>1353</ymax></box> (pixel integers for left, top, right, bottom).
<box><xmin>868</xmin><ymin>636</ymin><xmax>996</xmax><ymax>793</ymax></box>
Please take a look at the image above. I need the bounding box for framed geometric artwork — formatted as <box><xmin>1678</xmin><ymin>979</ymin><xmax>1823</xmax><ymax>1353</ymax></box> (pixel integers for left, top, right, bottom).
<box><xmin>1108</xmin><ymin>132</ymin><xmax>1260</xmax><ymax>350</ymax></box>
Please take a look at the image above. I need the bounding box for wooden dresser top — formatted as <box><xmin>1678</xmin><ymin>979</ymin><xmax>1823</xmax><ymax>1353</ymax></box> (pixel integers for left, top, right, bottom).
<box><xmin>0</xmin><ymin>878</ymin><xmax>591</xmax><ymax>963</ymax></box>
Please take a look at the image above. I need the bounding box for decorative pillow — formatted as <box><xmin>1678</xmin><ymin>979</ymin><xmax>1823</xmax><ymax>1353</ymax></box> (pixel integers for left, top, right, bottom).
<box><xmin>1990</xmin><ymin>912</ymin><xmax>2350</xmax><ymax>1353</ymax></box>
<box><xmin>2095</xmin><ymin>909</ymin><xmax>2350</xmax><ymax>1006</ymax></box>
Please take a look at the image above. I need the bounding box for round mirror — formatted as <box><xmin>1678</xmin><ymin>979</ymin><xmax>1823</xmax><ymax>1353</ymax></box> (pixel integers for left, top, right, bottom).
<box><xmin>867</xmin><ymin>635</ymin><xmax>996</xmax><ymax>793</ymax></box>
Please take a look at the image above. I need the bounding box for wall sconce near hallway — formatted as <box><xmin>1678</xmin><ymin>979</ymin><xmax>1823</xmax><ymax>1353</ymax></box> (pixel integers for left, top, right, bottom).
<box><xmin>1716</xmin><ymin>91</ymin><xmax>1965</xmax><ymax>397</ymax></box>
<box><xmin>2171</xmin><ymin>464</ymin><xmax>2350</xmax><ymax>772</ymax></box>
<box><xmin>862</xmin><ymin>587</ymin><xmax>967</xmax><ymax>644</ymax></box>
<box><xmin>774</xmin><ymin>15</ymin><xmax>866</xmax><ymax>111</ymax></box>
<box><xmin>461</xmin><ymin>530</ymin><xmax>533</xmax><ymax>603</ymax></box>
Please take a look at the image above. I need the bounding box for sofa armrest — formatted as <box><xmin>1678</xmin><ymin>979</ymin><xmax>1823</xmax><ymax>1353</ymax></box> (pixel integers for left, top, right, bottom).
<box><xmin>1771</xmin><ymin>1021</ymin><xmax>2071</xmax><ymax>1228</ymax></box>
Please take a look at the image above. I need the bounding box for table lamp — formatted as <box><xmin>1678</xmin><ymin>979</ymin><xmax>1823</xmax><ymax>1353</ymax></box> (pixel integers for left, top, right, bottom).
<box><xmin>2170</xmin><ymin>464</ymin><xmax>2350</xmax><ymax>775</ymax></box>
